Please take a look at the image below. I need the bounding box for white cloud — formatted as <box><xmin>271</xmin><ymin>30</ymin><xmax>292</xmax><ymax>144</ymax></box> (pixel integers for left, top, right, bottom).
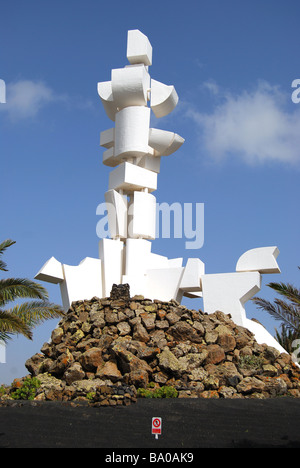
<box><xmin>202</xmin><ymin>79</ymin><xmax>220</xmax><ymax>96</ymax></box>
<box><xmin>0</xmin><ymin>79</ymin><xmax>92</xmax><ymax>122</ymax></box>
<box><xmin>1</xmin><ymin>80</ymin><xmax>57</xmax><ymax>121</ymax></box>
<box><xmin>186</xmin><ymin>81</ymin><xmax>300</xmax><ymax>165</ymax></box>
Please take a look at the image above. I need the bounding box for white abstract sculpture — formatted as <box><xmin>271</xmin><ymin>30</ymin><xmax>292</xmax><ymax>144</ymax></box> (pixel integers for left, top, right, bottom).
<box><xmin>236</xmin><ymin>246</ymin><xmax>280</xmax><ymax>274</ymax></box>
<box><xmin>35</xmin><ymin>30</ymin><xmax>286</xmax><ymax>355</ymax></box>
<box><xmin>35</xmin><ymin>256</ymin><xmax>102</xmax><ymax>311</ymax></box>
<box><xmin>201</xmin><ymin>247</ymin><xmax>285</xmax><ymax>352</ymax></box>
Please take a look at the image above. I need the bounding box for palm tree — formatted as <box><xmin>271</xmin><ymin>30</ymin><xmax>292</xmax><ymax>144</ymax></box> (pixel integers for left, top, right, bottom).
<box><xmin>252</xmin><ymin>269</ymin><xmax>300</xmax><ymax>352</ymax></box>
<box><xmin>0</xmin><ymin>239</ymin><xmax>64</xmax><ymax>344</ymax></box>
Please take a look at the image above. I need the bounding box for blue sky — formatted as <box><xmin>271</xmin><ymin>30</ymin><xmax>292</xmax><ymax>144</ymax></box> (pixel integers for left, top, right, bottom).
<box><xmin>1</xmin><ymin>0</ymin><xmax>299</xmax><ymax>384</ymax></box>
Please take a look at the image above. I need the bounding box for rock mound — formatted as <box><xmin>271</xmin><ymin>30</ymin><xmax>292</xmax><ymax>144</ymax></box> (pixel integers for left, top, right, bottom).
<box><xmin>20</xmin><ymin>286</ymin><xmax>300</xmax><ymax>404</ymax></box>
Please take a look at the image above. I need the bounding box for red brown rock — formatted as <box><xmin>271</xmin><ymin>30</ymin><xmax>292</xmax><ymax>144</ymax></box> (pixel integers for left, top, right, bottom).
<box><xmin>6</xmin><ymin>292</ymin><xmax>297</xmax><ymax>405</ymax></box>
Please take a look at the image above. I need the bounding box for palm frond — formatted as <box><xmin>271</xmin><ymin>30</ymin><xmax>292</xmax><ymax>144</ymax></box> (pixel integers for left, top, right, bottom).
<box><xmin>0</xmin><ymin>239</ymin><xmax>16</xmax><ymax>271</ymax></box>
<box><xmin>267</xmin><ymin>281</ymin><xmax>300</xmax><ymax>306</ymax></box>
<box><xmin>7</xmin><ymin>301</ymin><xmax>65</xmax><ymax>329</ymax></box>
<box><xmin>274</xmin><ymin>298</ymin><xmax>300</xmax><ymax>329</ymax></box>
<box><xmin>0</xmin><ymin>278</ymin><xmax>49</xmax><ymax>306</ymax></box>
<box><xmin>252</xmin><ymin>296</ymin><xmax>299</xmax><ymax>333</ymax></box>
<box><xmin>0</xmin><ymin>239</ymin><xmax>16</xmax><ymax>255</ymax></box>
<box><xmin>275</xmin><ymin>297</ymin><xmax>300</xmax><ymax>316</ymax></box>
<box><xmin>0</xmin><ymin>309</ymin><xmax>32</xmax><ymax>342</ymax></box>
<box><xmin>274</xmin><ymin>325</ymin><xmax>299</xmax><ymax>354</ymax></box>
<box><xmin>0</xmin><ymin>260</ymin><xmax>8</xmax><ymax>272</ymax></box>
<box><xmin>0</xmin><ymin>240</ymin><xmax>64</xmax><ymax>343</ymax></box>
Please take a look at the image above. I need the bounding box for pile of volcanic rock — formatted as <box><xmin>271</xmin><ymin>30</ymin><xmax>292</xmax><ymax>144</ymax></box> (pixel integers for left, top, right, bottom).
<box><xmin>16</xmin><ymin>285</ymin><xmax>300</xmax><ymax>404</ymax></box>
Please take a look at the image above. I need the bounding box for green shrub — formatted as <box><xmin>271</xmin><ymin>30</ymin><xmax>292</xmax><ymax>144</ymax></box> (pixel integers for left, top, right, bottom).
<box><xmin>137</xmin><ymin>388</ymin><xmax>153</xmax><ymax>398</ymax></box>
<box><xmin>11</xmin><ymin>377</ymin><xmax>41</xmax><ymax>401</ymax></box>
<box><xmin>137</xmin><ymin>385</ymin><xmax>178</xmax><ymax>399</ymax></box>
<box><xmin>239</xmin><ymin>354</ymin><xmax>264</xmax><ymax>369</ymax></box>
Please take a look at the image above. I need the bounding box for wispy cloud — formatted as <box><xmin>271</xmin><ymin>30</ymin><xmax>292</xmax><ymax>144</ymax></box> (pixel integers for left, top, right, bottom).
<box><xmin>0</xmin><ymin>79</ymin><xmax>93</xmax><ymax>122</ymax></box>
<box><xmin>185</xmin><ymin>81</ymin><xmax>300</xmax><ymax>166</ymax></box>
<box><xmin>0</xmin><ymin>80</ymin><xmax>58</xmax><ymax>121</ymax></box>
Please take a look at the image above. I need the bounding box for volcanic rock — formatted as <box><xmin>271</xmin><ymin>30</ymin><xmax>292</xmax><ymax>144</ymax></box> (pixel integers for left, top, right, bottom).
<box><xmin>2</xmin><ymin>290</ymin><xmax>300</xmax><ymax>406</ymax></box>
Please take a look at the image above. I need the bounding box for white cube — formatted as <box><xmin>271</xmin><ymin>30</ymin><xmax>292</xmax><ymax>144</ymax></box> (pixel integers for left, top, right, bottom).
<box><xmin>137</xmin><ymin>155</ymin><xmax>161</xmax><ymax>173</ymax></box>
<box><xmin>109</xmin><ymin>162</ymin><xmax>157</xmax><ymax>193</ymax></box>
<box><xmin>125</xmin><ymin>238</ymin><xmax>152</xmax><ymax>276</ymax></box>
<box><xmin>99</xmin><ymin>239</ymin><xmax>125</xmax><ymax>297</ymax></box>
<box><xmin>129</xmin><ymin>191</ymin><xmax>156</xmax><ymax>240</ymax></box>
<box><xmin>105</xmin><ymin>189</ymin><xmax>128</xmax><ymax>239</ymax></box>
<box><xmin>127</xmin><ymin>29</ymin><xmax>152</xmax><ymax>66</ymax></box>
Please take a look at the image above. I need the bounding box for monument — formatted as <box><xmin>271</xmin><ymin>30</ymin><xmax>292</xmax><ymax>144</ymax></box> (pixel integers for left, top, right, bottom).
<box><xmin>35</xmin><ymin>30</ymin><xmax>286</xmax><ymax>354</ymax></box>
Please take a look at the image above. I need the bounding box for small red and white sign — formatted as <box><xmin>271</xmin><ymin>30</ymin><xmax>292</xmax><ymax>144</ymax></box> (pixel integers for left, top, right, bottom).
<box><xmin>152</xmin><ymin>417</ymin><xmax>162</xmax><ymax>439</ymax></box>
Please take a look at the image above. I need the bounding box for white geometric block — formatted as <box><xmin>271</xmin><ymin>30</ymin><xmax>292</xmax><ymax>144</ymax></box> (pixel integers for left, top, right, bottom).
<box><xmin>100</xmin><ymin>128</ymin><xmax>115</xmax><ymax>148</ymax></box>
<box><xmin>127</xmin><ymin>29</ymin><xmax>153</xmax><ymax>66</ymax></box>
<box><xmin>180</xmin><ymin>258</ymin><xmax>205</xmax><ymax>292</ymax></box>
<box><xmin>125</xmin><ymin>238</ymin><xmax>152</xmax><ymax>277</ymax></box>
<box><xmin>168</xmin><ymin>258</ymin><xmax>183</xmax><ymax>268</ymax></box>
<box><xmin>35</xmin><ymin>256</ymin><xmax>64</xmax><ymax>284</ymax></box>
<box><xmin>105</xmin><ymin>189</ymin><xmax>128</xmax><ymax>239</ymax></box>
<box><xmin>115</xmin><ymin>106</ymin><xmax>151</xmax><ymax>159</ymax></box>
<box><xmin>111</xmin><ymin>65</ymin><xmax>150</xmax><ymax>108</ymax></box>
<box><xmin>103</xmin><ymin>147</ymin><xmax>119</xmax><ymax>167</ymax></box>
<box><xmin>150</xmin><ymin>79</ymin><xmax>179</xmax><ymax>118</ymax></box>
<box><xmin>109</xmin><ymin>162</ymin><xmax>157</xmax><ymax>193</ymax></box>
<box><xmin>99</xmin><ymin>239</ymin><xmax>124</xmax><ymax>297</ymax></box>
<box><xmin>201</xmin><ymin>272</ymin><xmax>261</xmax><ymax>326</ymax></box>
<box><xmin>122</xmin><ymin>274</ymin><xmax>147</xmax><ymax>298</ymax></box>
<box><xmin>149</xmin><ymin>128</ymin><xmax>185</xmax><ymax>156</ymax></box>
<box><xmin>129</xmin><ymin>191</ymin><xmax>156</xmax><ymax>240</ymax></box>
<box><xmin>236</xmin><ymin>246</ymin><xmax>281</xmax><ymax>274</ymax></box>
<box><xmin>147</xmin><ymin>252</ymin><xmax>170</xmax><ymax>270</ymax></box>
<box><xmin>97</xmin><ymin>81</ymin><xmax>118</xmax><ymax>121</ymax></box>
<box><xmin>61</xmin><ymin>258</ymin><xmax>103</xmax><ymax>310</ymax></box>
<box><xmin>146</xmin><ymin>267</ymin><xmax>184</xmax><ymax>302</ymax></box>
<box><xmin>137</xmin><ymin>155</ymin><xmax>161</xmax><ymax>173</ymax></box>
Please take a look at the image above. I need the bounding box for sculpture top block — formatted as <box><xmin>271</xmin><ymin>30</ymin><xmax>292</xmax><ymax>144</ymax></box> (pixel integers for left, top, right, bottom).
<box><xmin>127</xmin><ymin>29</ymin><xmax>153</xmax><ymax>66</ymax></box>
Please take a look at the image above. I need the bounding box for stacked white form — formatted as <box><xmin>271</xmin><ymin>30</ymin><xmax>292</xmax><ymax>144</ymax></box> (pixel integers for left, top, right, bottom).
<box><xmin>35</xmin><ymin>30</ymin><xmax>286</xmax><ymax>355</ymax></box>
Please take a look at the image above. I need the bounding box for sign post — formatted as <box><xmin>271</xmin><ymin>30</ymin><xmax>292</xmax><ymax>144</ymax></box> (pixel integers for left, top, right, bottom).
<box><xmin>152</xmin><ymin>417</ymin><xmax>162</xmax><ymax>439</ymax></box>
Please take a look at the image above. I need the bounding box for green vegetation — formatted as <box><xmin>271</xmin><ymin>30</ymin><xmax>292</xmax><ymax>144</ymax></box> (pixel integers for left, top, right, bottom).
<box><xmin>11</xmin><ymin>377</ymin><xmax>41</xmax><ymax>401</ymax></box>
<box><xmin>0</xmin><ymin>239</ymin><xmax>64</xmax><ymax>343</ymax></box>
<box><xmin>137</xmin><ymin>384</ymin><xmax>178</xmax><ymax>399</ymax></box>
<box><xmin>86</xmin><ymin>392</ymin><xmax>96</xmax><ymax>401</ymax></box>
<box><xmin>238</xmin><ymin>354</ymin><xmax>264</xmax><ymax>369</ymax></box>
<box><xmin>252</xmin><ymin>268</ymin><xmax>300</xmax><ymax>353</ymax></box>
